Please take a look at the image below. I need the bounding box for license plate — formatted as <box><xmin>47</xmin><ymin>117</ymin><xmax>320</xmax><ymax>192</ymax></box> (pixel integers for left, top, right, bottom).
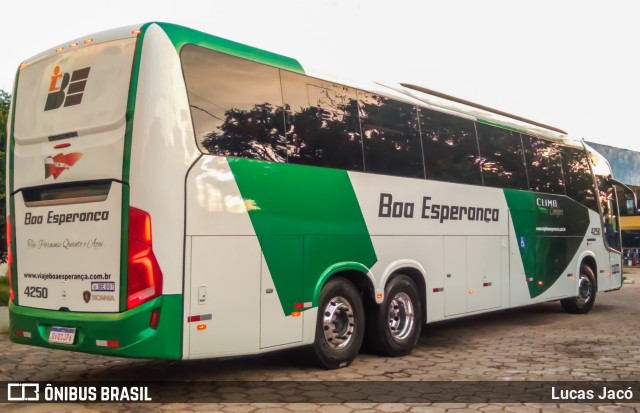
<box><xmin>49</xmin><ymin>327</ymin><xmax>76</xmax><ymax>345</ymax></box>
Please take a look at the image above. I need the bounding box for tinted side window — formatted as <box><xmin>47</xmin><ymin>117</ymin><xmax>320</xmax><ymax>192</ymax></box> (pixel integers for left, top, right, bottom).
<box><xmin>522</xmin><ymin>135</ymin><xmax>565</xmax><ymax>194</ymax></box>
<box><xmin>419</xmin><ymin>108</ymin><xmax>482</xmax><ymax>185</ymax></box>
<box><xmin>560</xmin><ymin>145</ymin><xmax>598</xmax><ymax>211</ymax></box>
<box><xmin>181</xmin><ymin>45</ymin><xmax>286</xmax><ymax>162</ymax></box>
<box><xmin>358</xmin><ymin>92</ymin><xmax>424</xmax><ymax>178</ymax></box>
<box><xmin>476</xmin><ymin>123</ymin><xmax>528</xmax><ymax>189</ymax></box>
<box><xmin>281</xmin><ymin>71</ymin><xmax>363</xmax><ymax>171</ymax></box>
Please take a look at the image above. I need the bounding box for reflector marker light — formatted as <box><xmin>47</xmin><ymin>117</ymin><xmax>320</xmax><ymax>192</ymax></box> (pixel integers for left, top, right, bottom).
<box><xmin>132</xmin><ymin>29</ymin><xmax>141</xmax><ymax>35</ymax></box>
<box><xmin>150</xmin><ymin>308</ymin><xmax>160</xmax><ymax>329</ymax></box>
<box><xmin>16</xmin><ymin>331</ymin><xmax>31</xmax><ymax>338</ymax></box>
<box><xmin>432</xmin><ymin>287</ymin><xmax>444</xmax><ymax>293</ymax></box>
<box><xmin>483</xmin><ymin>282</ymin><xmax>492</xmax><ymax>287</ymax></box>
<box><xmin>187</xmin><ymin>314</ymin><xmax>212</xmax><ymax>323</ymax></box>
<box><xmin>69</xmin><ymin>43</ymin><xmax>78</xmax><ymax>48</ymax></box>
<box><xmin>197</xmin><ymin>324</ymin><xmax>207</xmax><ymax>331</ymax></box>
<box><xmin>55</xmin><ymin>47</ymin><xmax>63</xmax><ymax>52</ymax></box>
<box><xmin>54</xmin><ymin>143</ymin><xmax>71</xmax><ymax>149</ymax></box>
<box><xmin>468</xmin><ymin>289</ymin><xmax>474</xmax><ymax>295</ymax></box>
<box><xmin>83</xmin><ymin>38</ymin><xmax>93</xmax><ymax>44</ymax></box>
<box><xmin>96</xmin><ymin>340</ymin><xmax>119</xmax><ymax>348</ymax></box>
<box><xmin>538</xmin><ymin>281</ymin><xmax>544</xmax><ymax>286</ymax></box>
<box><xmin>293</xmin><ymin>302</ymin><xmax>312</xmax><ymax>309</ymax></box>
<box><xmin>291</xmin><ymin>312</ymin><xmax>301</xmax><ymax>317</ymax></box>
<box><xmin>376</xmin><ymin>293</ymin><xmax>383</xmax><ymax>299</ymax></box>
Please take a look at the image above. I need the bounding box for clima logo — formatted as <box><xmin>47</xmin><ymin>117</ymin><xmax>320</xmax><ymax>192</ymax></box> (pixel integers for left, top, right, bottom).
<box><xmin>44</xmin><ymin>65</ymin><xmax>91</xmax><ymax>111</ymax></box>
<box><xmin>45</xmin><ymin>152</ymin><xmax>83</xmax><ymax>180</ymax></box>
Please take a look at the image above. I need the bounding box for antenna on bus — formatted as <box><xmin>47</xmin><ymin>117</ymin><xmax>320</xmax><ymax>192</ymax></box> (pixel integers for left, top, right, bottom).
<box><xmin>399</xmin><ymin>83</ymin><xmax>568</xmax><ymax>135</ymax></box>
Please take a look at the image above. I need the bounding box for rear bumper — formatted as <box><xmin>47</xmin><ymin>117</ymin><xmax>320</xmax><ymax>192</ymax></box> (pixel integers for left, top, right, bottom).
<box><xmin>9</xmin><ymin>294</ymin><xmax>183</xmax><ymax>359</ymax></box>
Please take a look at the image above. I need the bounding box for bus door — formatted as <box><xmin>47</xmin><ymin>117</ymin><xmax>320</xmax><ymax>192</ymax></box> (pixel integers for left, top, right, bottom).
<box><xmin>594</xmin><ymin>175</ymin><xmax>625</xmax><ymax>290</ymax></box>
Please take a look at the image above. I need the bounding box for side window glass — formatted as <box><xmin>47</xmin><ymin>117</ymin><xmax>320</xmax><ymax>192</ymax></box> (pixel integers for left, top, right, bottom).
<box><xmin>181</xmin><ymin>45</ymin><xmax>286</xmax><ymax>162</ymax></box>
<box><xmin>559</xmin><ymin>145</ymin><xmax>598</xmax><ymax>211</ymax></box>
<box><xmin>281</xmin><ymin>71</ymin><xmax>363</xmax><ymax>170</ymax></box>
<box><xmin>419</xmin><ymin>108</ymin><xmax>482</xmax><ymax>185</ymax></box>
<box><xmin>358</xmin><ymin>92</ymin><xmax>424</xmax><ymax>178</ymax></box>
<box><xmin>596</xmin><ymin>175</ymin><xmax>622</xmax><ymax>251</ymax></box>
<box><xmin>522</xmin><ymin>135</ymin><xmax>565</xmax><ymax>194</ymax></box>
<box><xmin>476</xmin><ymin>123</ymin><xmax>528</xmax><ymax>190</ymax></box>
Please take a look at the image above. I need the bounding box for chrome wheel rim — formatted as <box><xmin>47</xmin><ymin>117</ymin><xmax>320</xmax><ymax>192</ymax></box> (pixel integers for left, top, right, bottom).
<box><xmin>577</xmin><ymin>274</ymin><xmax>593</xmax><ymax>305</ymax></box>
<box><xmin>322</xmin><ymin>296</ymin><xmax>355</xmax><ymax>349</ymax></box>
<box><xmin>388</xmin><ymin>292</ymin><xmax>415</xmax><ymax>341</ymax></box>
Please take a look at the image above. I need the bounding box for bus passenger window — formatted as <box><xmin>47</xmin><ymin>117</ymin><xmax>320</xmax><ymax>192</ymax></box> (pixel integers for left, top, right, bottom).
<box><xmin>476</xmin><ymin>123</ymin><xmax>528</xmax><ymax>190</ymax></box>
<box><xmin>522</xmin><ymin>135</ymin><xmax>565</xmax><ymax>194</ymax></box>
<box><xmin>358</xmin><ymin>92</ymin><xmax>425</xmax><ymax>179</ymax></box>
<box><xmin>419</xmin><ymin>108</ymin><xmax>482</xmax><ymax>186</ymax></box>
<box><xmin>181</xmin><ymin>45</ymin><xmax>287</xmax><ymax>162</ymax></box>
<box><xmin>559</xmin><ymin>145</ymin><xmax>598</xmax><ymax>211</ymax></box>
<box><xmin>281</xmin><ymin>71</ymin><xmax>364</xmax><ymax>171</ymax></box>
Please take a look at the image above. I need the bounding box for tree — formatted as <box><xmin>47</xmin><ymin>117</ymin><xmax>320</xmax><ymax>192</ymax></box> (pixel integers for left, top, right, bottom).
<box><xmin>0</xmin><ymin>90</ymin><xmax>9</xmax><ymax>263</ymax></box>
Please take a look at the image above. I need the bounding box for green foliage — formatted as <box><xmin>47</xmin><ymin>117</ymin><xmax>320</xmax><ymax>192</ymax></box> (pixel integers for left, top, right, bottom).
<box><xmin>0</xmin><ymin>275</ymin><xmax>8</xmax><ymax>306</ymax></box>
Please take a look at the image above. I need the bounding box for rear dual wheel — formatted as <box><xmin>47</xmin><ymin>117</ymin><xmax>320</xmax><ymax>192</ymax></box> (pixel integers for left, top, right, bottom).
<box><xmin>366</xmin><ymin>275</ymin><xmax>423</xmax><ymax>357</ymax></box>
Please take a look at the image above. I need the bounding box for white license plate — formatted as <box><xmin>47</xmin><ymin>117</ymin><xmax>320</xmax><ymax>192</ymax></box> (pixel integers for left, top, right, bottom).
<box><xmin>49</xmin><ymin>327</ymin><xmax>76</xmax><ymax>345</ymax></box>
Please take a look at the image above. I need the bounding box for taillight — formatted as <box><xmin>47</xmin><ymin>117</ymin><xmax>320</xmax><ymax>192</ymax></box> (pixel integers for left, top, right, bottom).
<box><xmin>6</xmin><ymin>218</ymin><xmax>14</xmax><ymax>302</ymax></box>
<box><xmin>127</xmin><ymin>208</ymin><xmax>162</xmax><ymax>309</ymax></box>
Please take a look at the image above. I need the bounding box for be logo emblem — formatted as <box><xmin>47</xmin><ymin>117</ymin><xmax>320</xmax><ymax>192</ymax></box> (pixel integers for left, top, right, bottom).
<box><xmin>83</xmin><ymin>291</ymin><xmax>91</xmax><ymax>303</ymax></box>
<box><xmin>44</xmin><ymin>65</ymin><xmax>91</xmax><ymax>111</ymax></box>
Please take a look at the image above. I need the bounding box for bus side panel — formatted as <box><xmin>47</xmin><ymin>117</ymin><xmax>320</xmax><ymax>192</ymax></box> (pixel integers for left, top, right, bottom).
<box><xmin>185</xmin><ymin>157</ymin><xmax>308</xmax><ymax>358</ymax></box>
<box><xmin>129</xmin><ymin>24</ymin><xmax>201</xmax><ymax>358</ymax></box>
<box><xmin>349</xmin><ymin>172</ymin><xmax>512</xmax><ymax>320</ymax></box>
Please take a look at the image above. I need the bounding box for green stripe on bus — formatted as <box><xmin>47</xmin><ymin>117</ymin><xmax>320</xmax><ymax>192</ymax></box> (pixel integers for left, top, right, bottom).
<box><xmin>477</xmin><ymin>118</ymin><xmax>524</xmax><ymax>134</ymax></box>
<box><xmin>504</xmin><ymin>189</ymin><xmax>590</xmax><ymax>298</ymax></box>
<box><xmin>156</xmin><ymin>22</ymin><xmax>305</xmax><ymax>74</ymax></box>
<box><xmin>228</xmin><ymin>159</ymin><xmax>377</xmax><ymax>312</ymax></box>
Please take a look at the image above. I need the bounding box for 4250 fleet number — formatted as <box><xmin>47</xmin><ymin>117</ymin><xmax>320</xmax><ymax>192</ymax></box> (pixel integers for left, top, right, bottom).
<box><xmin>24</xmin><ymin>286</ymin><xmax>48</xmax><ymax>298</ymax></box>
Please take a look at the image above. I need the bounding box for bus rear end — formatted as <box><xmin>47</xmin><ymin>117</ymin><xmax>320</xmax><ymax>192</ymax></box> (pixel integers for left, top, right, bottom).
<box><xmin>7</xmin><ymin>26</ymin><xmax>181</xmax><ymax>359</ymax></box>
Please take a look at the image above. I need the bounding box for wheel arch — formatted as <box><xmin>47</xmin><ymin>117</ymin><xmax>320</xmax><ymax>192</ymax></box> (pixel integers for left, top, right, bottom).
<box><xmin>578</xmin><ymin>251</ymin><xmax>598</xmax><ymax>288</ymax></box>
<box><xmin>379</xmin><ymin>260</ymin><xmax>427</xmax><ymax>320</ymax></box>
<box><xmin>314</xmin><ymin>262</ymin><xmax>376</xmax><ymax>306</ymax></box>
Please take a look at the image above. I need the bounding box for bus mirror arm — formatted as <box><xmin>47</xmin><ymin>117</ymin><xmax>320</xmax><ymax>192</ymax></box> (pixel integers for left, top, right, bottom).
<box><xmin>607</xmin><ymin>177</ymin><xmax>640</xmax><ymax>215</ymax></box>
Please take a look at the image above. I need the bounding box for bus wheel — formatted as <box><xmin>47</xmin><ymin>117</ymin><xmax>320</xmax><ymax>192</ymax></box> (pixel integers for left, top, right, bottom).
<box><xmin>561</xmin><ymin>265</ymin><xmax>596</xmax><ymax>314</ymax></box>
<box><xmin>366</xmin><ymin>275</ymin><xmax>422</xmax><ymax>357</ymax></box>
<box><xmin>312</xmin><ymin>278</ymin><xmax>365</xmax><ymax>369</ymax></box>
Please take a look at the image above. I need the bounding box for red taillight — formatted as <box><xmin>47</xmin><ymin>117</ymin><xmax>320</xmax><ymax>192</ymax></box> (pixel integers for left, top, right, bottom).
<box><xmin>127</xmin><ymin>208</ymin><xmax>162</xmax><ymax>309</ymax></box>
<box><xmin>6</xmin><ymin>218</ymin><xmax>14</xmax><ymax>302</ymax></box>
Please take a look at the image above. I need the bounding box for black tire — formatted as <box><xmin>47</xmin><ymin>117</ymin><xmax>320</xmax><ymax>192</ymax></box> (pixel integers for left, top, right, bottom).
<box><xmin>312</xmin><ymin>277</ymin><xmax>365</xmax><ymax>369</ymax></box>
<box><xmin>561</xmin><ymin>264</ymin><xmax>597</xmax><ymax>314</ymax></box>
<box><xmin>365</xmin><ymin>275</ymin><xmax>423</xmax><ymax>357</ymax></box>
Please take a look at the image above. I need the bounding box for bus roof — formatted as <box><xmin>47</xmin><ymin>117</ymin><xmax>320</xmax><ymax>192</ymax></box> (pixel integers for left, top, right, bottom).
<box><xmin>18</xmin><ymin>21</ymin><xmax>576</xmax><ymax>145</ymax></box>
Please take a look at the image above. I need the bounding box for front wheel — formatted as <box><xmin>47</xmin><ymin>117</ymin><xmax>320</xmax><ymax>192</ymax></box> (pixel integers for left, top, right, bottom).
<box><xmin>365</xmin><ymin>275</ymin><xmax>423</xmax><ymax>356</ymax></box>
<box><xmin>561</xmin><ymin>265</ymin><xmax>596</xmax><ymax>314</ymax></box>
<box><xmin>312</xmin><ymin>278</ymin><xmax>365</xmax><ymax>369</ymax></box>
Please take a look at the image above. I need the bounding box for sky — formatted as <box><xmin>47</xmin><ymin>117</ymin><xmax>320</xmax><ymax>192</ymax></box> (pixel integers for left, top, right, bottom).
<box><xmin>2</xmin><ymin>0</ymin><xmax>638</xmax><ymax>151</ymax></box>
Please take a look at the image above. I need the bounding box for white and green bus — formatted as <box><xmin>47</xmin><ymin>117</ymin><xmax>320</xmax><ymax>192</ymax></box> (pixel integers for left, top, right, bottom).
<box><xmin>6</xmin><ymin>22</ymin><xmax>631</xmax><ymax>369</ymax></box>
